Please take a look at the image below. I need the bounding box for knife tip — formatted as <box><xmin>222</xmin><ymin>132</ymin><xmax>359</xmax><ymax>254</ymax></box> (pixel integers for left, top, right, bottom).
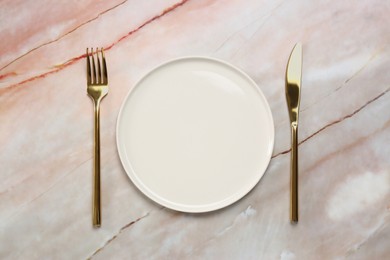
<box><xmin>294</xmin><ymin>42</ymin><xmax>302</xmax><ymax>53</ymax></box>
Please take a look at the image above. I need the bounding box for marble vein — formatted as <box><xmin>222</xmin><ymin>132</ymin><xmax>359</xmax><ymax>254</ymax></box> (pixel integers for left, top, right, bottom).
<box><xmin>242</xmin><ymin>2</ymin><xmax>285</xmax><ymax>45</ymax></box>
<box><xmin>0</xmin><ymin>72</ymin><xmax>17</xmax><ymax>81</ymax></box>
<box><xmin>272</xmin><ymin>86</ymin><xmax>390</xmax><ymax>158</ymax></box>
<box><xmin>216</xmin><ymin>205</ymin><xmax>257</xmax><ymax>236</ymax></box>
<box><xmin>88</xmin><ymin>211</ymin><xmax>151</xmax><ymax>259</ymax></box>
<box><xmin>346</xmin><ymin>214</ymin><xmax>390</xmax><ymax>257</ymax></box>
<box><xmin>182</xmin><ymin>205</ymin><xmax>262</xmax><ymax>258</ymax></box>
<box><xmin>0</xmin><ymin>0</ymin><xmax>129</xmax><ymax>72</ymax></box>
<box><xmin>4</xmin><ymin>157</ymin><xmax>92</xmax><ymax>223</ymax></box>
<box><xmin>104</xmin><ymin>0</ymin><xmax>189</xmax><ymax>52</ymax></box>
<box><xmin>231</xmin><ymin>1</ymin><xmax>286</xmax><ymax>59</ymax></box>
<box><xmin>344</xmin><ymin>46</ymin><xmax>384</xmax><ymax>85</ymax></box>
<box><xmin>301</xmin><ymin>46</ymin><xmax>385</xmax><ymax>112</ymax></box>
<box><xmin>0</xmin><ymin>0</ymin><xmax>190</xmax><ymax>91</ymax></box>
<box><xmin>213</xmin><ymin>1</ymin><xmax>284</xmax><ymax>53</ymax></box>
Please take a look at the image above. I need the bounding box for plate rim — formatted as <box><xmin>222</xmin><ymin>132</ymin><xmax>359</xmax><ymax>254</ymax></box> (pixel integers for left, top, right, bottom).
<box><xmin>116</xmin><ymin>56</ymin><xmax>275</xmax><ymax>213</ymax></box>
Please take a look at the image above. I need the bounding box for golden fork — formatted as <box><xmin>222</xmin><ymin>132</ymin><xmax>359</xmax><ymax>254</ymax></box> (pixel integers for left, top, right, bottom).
<box><xmin>86</xmin><ymin>48</ymin><xmax>108</xmax><ymax>227</ymax></box>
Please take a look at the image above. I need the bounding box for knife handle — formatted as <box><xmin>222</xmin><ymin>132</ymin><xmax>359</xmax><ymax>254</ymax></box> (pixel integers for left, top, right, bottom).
<box><xmin>290</xmin><ymin>123</ymin><xmax>298</xmax><ymax>223</ymax></box>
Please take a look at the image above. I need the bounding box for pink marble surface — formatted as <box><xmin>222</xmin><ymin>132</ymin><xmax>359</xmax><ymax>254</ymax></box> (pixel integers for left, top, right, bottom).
<box><xmin>1</xmin><ymin>0</ymin><xmax>390</xmax><ymax>259</ymax></box>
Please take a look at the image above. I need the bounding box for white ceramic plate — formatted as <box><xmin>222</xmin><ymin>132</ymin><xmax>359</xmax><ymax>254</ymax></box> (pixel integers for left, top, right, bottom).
<box><xmin>117</xmin><ymin>57</ymin><xmax>274</xmax><ymax>213</ymax></box>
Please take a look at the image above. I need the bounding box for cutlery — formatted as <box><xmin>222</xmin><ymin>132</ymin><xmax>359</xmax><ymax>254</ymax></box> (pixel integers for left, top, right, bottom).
<box><xmin>86</xmin><ymin>48</ymin><xmax>108</xmax><ymax>227</ymax></box>
<box><xmin>285</xmin><ymin>43</ymin><xmax>302</xmax><ymax>223</ymax></box>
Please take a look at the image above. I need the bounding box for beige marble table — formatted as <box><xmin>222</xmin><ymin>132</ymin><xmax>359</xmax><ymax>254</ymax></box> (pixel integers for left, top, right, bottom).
<box><xmin>1</xmin><ymin>0</ymin><xmax>389</xmax><ymax>259</ymax></box>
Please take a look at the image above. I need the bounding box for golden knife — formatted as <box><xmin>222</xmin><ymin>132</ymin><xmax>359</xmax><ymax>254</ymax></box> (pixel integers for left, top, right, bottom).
<box><xmin>285</xmin><ymin>43</ymin><xmax>302</xmax><ymax>223</ymax></box>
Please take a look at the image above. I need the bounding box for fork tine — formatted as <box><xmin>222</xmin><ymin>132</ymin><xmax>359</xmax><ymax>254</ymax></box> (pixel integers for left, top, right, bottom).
<box><xmin>96</xmin><ymin>47</ymin><xmax>101</xmax><ymax>84</ymax></box>
<box><xmin>101</xmin><ymin>48</ymin><xmax>108</xmax><ymax>84</ymax></box>
<box><xmin>91</xmin><ymin>47</ymin><xmax>96</xmax><ymax>84</ymax></box>
<box><xmin>86</xmin><ymin>48</ymin><xmax>91</xmax><ymax>85</ymax></box>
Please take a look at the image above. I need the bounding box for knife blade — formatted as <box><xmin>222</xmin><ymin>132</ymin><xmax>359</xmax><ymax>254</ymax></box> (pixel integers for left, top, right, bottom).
<box><xmin>285</xmin><ymin>43</ymin><xmax>302</xmax><ymax>223</ymax></box>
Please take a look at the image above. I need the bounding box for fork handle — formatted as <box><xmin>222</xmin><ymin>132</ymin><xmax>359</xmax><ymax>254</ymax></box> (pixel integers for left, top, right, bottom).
<box><xmin>290</xmin><ymin>123</ymin><xmax>298</xmax><ymax>223</ymax></box>
<box><xmin>93</xmin><ymin>100</ymin><xmax>101</xmax><ymax>227</ymax></box>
